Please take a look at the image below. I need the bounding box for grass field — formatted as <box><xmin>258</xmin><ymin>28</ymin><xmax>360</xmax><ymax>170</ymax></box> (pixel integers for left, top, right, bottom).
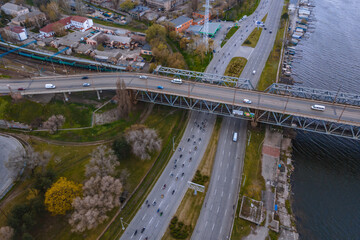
<box><xmin>162</xmin><ymin>117</ymin><xmax>222</xmax><ymax>240</ymax></box>
<box><xmin>231</xmin><ymin>127</ymin><xmax>266</xmax><ymax>239</ymax></box>
<box><xmin>224</xmin><ymin>0</ymin><xmax>261</xmax><ymax>21</ymax></box>
<box><xmin>242</xmin><ymin>28</ymin><xmax>263</xmax><ymax>48</ymax></box>
<box><xmin>224</xmin><ymin>57</ymin><xmax>248</xmax><ymax>78</ymax></box>
<box><xmin>257</xmin><ymin>6</ymin><xmax>288</xmax><ymax>91</ymax></box>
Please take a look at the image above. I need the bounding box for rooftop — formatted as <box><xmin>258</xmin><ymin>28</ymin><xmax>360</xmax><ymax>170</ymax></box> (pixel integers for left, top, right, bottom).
<box><xmin>1</xmin><ymin>3</ymin><xmax>28</xmax><ymax>11</ymax></box>
<box><xmin>5</xmin><ymin>25</ymin><xmax>25</xmax><ymax>34</ymax></box>
<box><xmin>199</xmin><ymin>23</ymin><xmax>221</xmax><ymax>35</ymax></box>
<box><xmin>170</xmin><ymin>16</ymin><xmax>192</xmax><ymax>27</ymax></box>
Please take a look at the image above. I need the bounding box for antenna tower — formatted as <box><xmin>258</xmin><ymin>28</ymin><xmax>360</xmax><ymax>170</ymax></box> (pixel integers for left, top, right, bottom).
<box><xmin>203</xmin><ymin>0</ymin><xmax>211</xmax><ymax>50</ymax></box>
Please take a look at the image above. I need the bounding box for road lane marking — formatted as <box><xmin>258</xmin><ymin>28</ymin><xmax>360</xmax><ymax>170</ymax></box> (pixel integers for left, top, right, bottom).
<box><xmin>205</xmin><ymin>221</ymin><xmax>208</xmax><ymax>228</ymax></box>
<box><xmin>220</xmin><ymin>226</ymin><xmax>223</xmax><ymax>234</ymax></box>
<box><xmin>225</xmin><ymin>209</ymin><xmax>227</xmax><ymax>217</ymax></box>
<box><xmin>224</xmin><ymin>177</ymin><xmax>227</xmax><ymax>183</ymax></box>
<box><xmin>214</xmin><ymin>189</ymin><xmax>217</xmax><ymax>194</ymax></box>
<box><xmin>142</xmin><ymin>214</ymin><xmax>147</xmax><ymax>221</ymax></box>
<box><xmin>227</xmin><ymin>163</ymin><xmax>229</xmax><ymax>169</ymax></box>
<box><xmin>217</xmin><ymin>175</ymin><xmax>220</xmax><ymax>180</ymax></box>
<box><xmin>220</xmin><ymin>161</ymin><xmax>222</xmax><ymax>167</ymax></box>
<box><xmin>228</xmin><ymin>152</ymin><xmax>231</xmax><ymax>157</ymax></box>
<box><xmin>210</xmin><ymin>204</ymin><xmax>213</xmax><ymax>210</ymax></box>
<box><xmin>221</xmin><ymin>191</ymin><xmax>224</xmax><ymax>197</ymax></box>
<box><xmin>232</xmin><ymin>179</ymin><xmax>234</xmax><ymax>184</ymax></box>
<box><xmin>212</xmin><ymin>223</ymin><xmax>215</xmax><ymax>231</ymax></box>
<box><xmin>156</xmin><ymin>221</ymin><xmax>160</xmax><ymax>228</ymax></box>
<box><xmin>217</xmin><ymin>206</ymin><xmax>220</xmax><ymax>213</ymax></box>
<box><xmin>165</xmin><ymin>204</ymin><xmax>169</xmax><ymax>211</ymax></box>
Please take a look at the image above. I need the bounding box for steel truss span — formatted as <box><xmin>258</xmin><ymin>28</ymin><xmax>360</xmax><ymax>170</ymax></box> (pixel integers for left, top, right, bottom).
<box><xmin>266</xmin><ymin>83</ymin><xmax>360</xmax><ymax>106</ymax></box>
<box><xmin>154</xmin><ymin>65</ymin><xmax>254</xmax><ymax>90</ymax></box>
<box><xmin>136</xmin><ymin>91</ymin><xmax>360</xmax><ymax>140</ymax></box>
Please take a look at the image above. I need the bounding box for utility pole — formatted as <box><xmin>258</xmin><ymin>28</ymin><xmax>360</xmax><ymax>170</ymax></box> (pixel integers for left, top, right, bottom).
<box><xmin>232</xmin><ymin>87</ymin><xmax>237</xmax><ymax>106</ymax></box>
<box><xmin>333</xmin><ymin>86</ymin><xmax>341</xmax><ymax>104</ymax></box>
<box><xmin>283</xmin><ymin>93</ymin><xmax>290</xmax><ymax>114</ymax></box>
<box><xmin>337</xmin><ymin>105</ymin><xmax>346</xmax><ymax>122</ymax></box>
<box><xmin>172</xmin><ymin>135</ymin><xmax>176</xmax><ymax>151</ymax></box>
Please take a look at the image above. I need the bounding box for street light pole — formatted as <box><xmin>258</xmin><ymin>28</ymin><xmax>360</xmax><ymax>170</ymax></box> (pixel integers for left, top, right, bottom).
<box><xmin>173</xmin><ymin>135</ymin><xmax>176</xmax><ymax>151</ymax></box>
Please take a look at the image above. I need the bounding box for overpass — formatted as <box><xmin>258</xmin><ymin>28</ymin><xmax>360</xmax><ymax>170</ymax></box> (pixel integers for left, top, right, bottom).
<box><xmin>2</xmin><ymin>70</ymin><xmax>360</xmax><ymax>140</ymax></box>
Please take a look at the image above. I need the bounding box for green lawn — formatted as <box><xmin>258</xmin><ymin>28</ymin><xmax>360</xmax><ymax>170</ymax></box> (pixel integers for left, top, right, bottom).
<box><xmin>257</xmin><ymin>6</ymin><xmax>288</xmax><ymax>91</ymax></box>
<box><xmin>224</xmin><ymin>57</ymin><xmax>248</xmax><ymax>78</ymax></box>
<box><xmin>224</xmin><ymin>0</ymin><xmax>261</xmax><ymax>21</ymax></box>
<box><xmin>221</xmin><ymin>26</ymin><xmax>239</xmax><ymax>47</ymax></box>
<box><xmin>231</xmin><ymin>127</ymin><xmax>266</xmax><ymax>239</ymax></box>
<box><xmin>0</xmin><ymin>96</ymin><xmax>93</xmax><ymax>128</ymax></box>
<box><xmin>242</xmin><ymin>27</ymin><xmax>263</xmax><ymax>48</ymax></box>
<box><xmin>92</xmin><ymin>18</ymin><xmax>147</xmax><ymax>33</ymax></box>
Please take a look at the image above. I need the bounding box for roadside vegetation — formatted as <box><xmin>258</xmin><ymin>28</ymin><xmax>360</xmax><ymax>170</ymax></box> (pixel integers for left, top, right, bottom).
<box><xmin>242</xmin><ymin>28</ymin><xmax>263</xmax><ymax>48</ymax></box>
<box><xmin>224</xmin><ymin>0</ymin><xmax>261</xmax><ymax>21</ymax></box>
<box><xmin>224</xmin><ymin>57</ymin><xmax>248</xmax><ymax>77</ymax></box>
<box><xmin>221</xmin><ymin>26</ymin><xmax>239</xmax><ymax>47</ymax></box>
<box><xmin>231</xmin><ymin>127</ymin><xmax>266</xmax><ymax>239</ymax></box>
<box><xmin>162</xmin><ymin>117</ymin><xmax>222</xmax><ymax>240</ymax></box>
<box><xmin>257</xmin><ymin>6</ymin><xmax>289</xmax><ymax>91</ymax></box>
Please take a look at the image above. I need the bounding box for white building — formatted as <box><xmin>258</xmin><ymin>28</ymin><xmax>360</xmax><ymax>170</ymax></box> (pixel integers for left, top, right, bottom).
<box><xmin>4</xmin><ymin>26</ymin><xmax>27</xmax><ymax>41</ymax></box>
<box><xmin>40</xmin><ymin>16</ymin><xmax>93</xmax><ymax>37</ymax></box>
<box><xmin>1</xmin><ymin>3</ymin><xmax>29</xmax><ymax>16</ymax></box>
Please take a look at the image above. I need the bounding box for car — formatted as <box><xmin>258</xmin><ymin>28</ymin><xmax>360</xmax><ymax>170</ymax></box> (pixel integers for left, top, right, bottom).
<box><xmin>181</xmin><ymin>172</ymin><xmax>184</xmax><ymax>177</ymax></box>
<box><xmin>172</xmin><ymin>190</ymin><xmax>175</xmax><ymax>195</ymax></box>
<box><xmin>252</xmin><ymin>70</ymin><xmax>256</xmax><ymax>75</ymax></box>
<box><xmin>174</xmin><ymin>165</ymin><xmax>177</xmax><ymax>169</ymax></box>
<box><xmin>17</xmin><ymin>87</ymin><xmax>25</xmax><ymax>91</ymax></box>
<box><xmin>45</xmin><ymin>84</ymin><xmax>56</xmax><ymax>89</ymax></box>
<box><xmin>134</xmin><ymin>230</ymin><xmax>137</xmax><ymax>236</ymax></box>
<box><xmin>153</xmin><ymin>201</ymin><xmax>156</xmax><ymax>206</ymax></box>
<box><xmin>82</xmin><ymin>76</ymin><xmax>89</xmax><ymax>79</ymax></box>
<box><xmin>264</xmin><ymin>27</ymin><xmax>267</xmax><ymax>30</ymax></box>
<box><xmin>145</xmin><ymin>200</ymin><xmax>148</xmax><ymax>204</ymax></box>
<box><xmin>243</xmin><ymin>99</ymin><xmax>252</xmax><ymax>104</ymax></box>
<box><xmin>163</xmin><ymin>184</ymin><xmax>166</xmax><ymax>189</ymax></box>
<box><xmin>157</xmin><ymin>85</ymin><xmax>164</xmax><ymax>89</ymax></box>
<box><xmin>157</xmin><ymin>208</ymin><xmax>160</xmax><ymax>213</ymax></box>
<box><xmin>160</xmin><ymin>212</ymin><xmax>163</xmax><ymax>216</ymax></box>
<box><xmin>269</xmin><ymin>30</ymin><xmax>272</xmax><ymax>33</ymax></box>
<box><xmin>179</xmin><ymin>154</ymin><xmax>183</xmax><ymax>158</ymax></box>
<box><xmin>141</xmin><ymin>228</ymin><xmax>145</xmax><ymax>233</ymax></box>
<box><xmin>139</xmin><ymin>75</ymin><xmax>148</xmax><ymax>79</ymax></box>
<box><xmin>82</xmin><ymin>83</ymin><xmax>91</xmax><ymax>87</ymax></box>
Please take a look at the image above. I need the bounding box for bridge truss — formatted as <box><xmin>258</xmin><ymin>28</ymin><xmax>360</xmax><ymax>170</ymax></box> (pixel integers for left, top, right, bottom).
<box><xmin>154</xmin><ymin>66</ymin><xmax>254</xmax><ymax>90</ymax></box>
<box><xmin>266</xmin><ymin>83</ymin><xmax>360</xmax><ymax>106</ymax></box>
<box><xmin>136</xmin><ymin>90</ymin><xmax>360</xmax><ymax>140</ymax></box>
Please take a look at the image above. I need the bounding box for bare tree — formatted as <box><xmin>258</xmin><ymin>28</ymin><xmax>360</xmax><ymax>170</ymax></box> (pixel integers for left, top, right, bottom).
<box><xmin>5</xmin><ymin>147</ymin><xmax>27</xmax><ymax>179</ymax></box>
<box><xmin>0</xmin><ymin>226</ymin><xmax>14</xmax><ymax>240</ymax></box>
<box><xmin>96</xmin><ymin>34</ymin><xmax>110</xmax><ymax>46</ymax></box>
<box><xmin>42</xmin><ymin>115</ymin><xmax>65</xmax><ymax>134</ymax></box>
<box><xmin>69</xmin><ymin>175</ymin><xmax>123</xmax><ymax>232</ymax></box>
<box><xmin>85</xmin><ymin>145</ymin><xmax>119</xmax><ymax>178</ymax></box>
<box><xmin>125</xmin><ymin>125</ymin><xmax>162</xmax><ymax>160</ymax></box>
<box><xmin>116</xmin><ymin>79</ymin><xmax>133</xmax><ymax>118</ymax></box>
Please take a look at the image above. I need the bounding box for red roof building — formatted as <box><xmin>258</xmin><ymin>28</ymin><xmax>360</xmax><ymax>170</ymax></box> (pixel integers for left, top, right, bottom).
<box><xmin>40</xmin><ymin>16</ymin><xmax>93</xmax><ymax>37</ymax></box>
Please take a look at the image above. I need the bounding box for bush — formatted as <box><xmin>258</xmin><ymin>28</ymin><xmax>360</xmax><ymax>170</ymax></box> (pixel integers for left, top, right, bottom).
<box><xmin>169</xmin><ymin>217</ymin><xmax>191</xmax><ymax>239</ymax></box>
<box><xmin>112</xmin><ymin>136</ymin><xmax>131</xmax><ymax>161</ymax></box>
<box><xmin>244</xmin><ymin>39</ymin><xmax>251</xmax><ymax>45</ymax></box>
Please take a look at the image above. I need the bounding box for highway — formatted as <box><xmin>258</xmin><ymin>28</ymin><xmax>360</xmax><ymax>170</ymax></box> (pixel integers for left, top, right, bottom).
<box><xmin>120</xmin><ymin>112</ymin><xmax>215</xmax><ymax>240</ymax></box>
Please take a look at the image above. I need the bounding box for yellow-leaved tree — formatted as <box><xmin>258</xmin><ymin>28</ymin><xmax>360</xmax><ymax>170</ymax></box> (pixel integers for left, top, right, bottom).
<box><xmin>45</xmin><ymin>177</ymin><xmax>82</xmax><ymax>215</ymax></box>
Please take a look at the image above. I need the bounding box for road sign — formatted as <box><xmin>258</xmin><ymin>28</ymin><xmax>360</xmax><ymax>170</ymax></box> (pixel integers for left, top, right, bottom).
<box><xmin>187</xmin><ymin>181</ymin><xmax>205</xmax><ymax>193</ymax></box>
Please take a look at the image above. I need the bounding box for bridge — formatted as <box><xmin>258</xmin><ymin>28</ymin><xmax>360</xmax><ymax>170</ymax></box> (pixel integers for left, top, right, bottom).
<box><xmin>2</xmin><ymin>69</ymin><xmax>360</xmax><ymax>140</ymax></box>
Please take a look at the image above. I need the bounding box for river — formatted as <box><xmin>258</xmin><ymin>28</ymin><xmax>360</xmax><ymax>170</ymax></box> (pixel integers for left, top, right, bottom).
<box><xmin>290</xmin><ymin>0</ymin><xmax>360</xmax><ymax>239</ymax></box>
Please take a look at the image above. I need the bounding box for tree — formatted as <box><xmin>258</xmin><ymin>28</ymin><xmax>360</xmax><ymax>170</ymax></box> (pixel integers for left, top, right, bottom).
<box><xmin>125</xmin><ymin>125</ymin><xmax>162</xmax><ymax>160</ymax></box>
<box><xmin>40</xmin><ymin>1</ymin><xmax>61</xmax><ymax>22</ymax></box>
<box><xmin>145</xmin><ymin>24</ymin><xmax>166</xmax><ymax>42</ymax></box>
<box><xmin>5</xmin><ymin>147</ymin><xmax>27</xmax><ymax>179</ymax></box>
<box><xmin>85</xmin><ymin>145</ymin><xmax>119</xmax><ymax>178</ymax></box>
<box><xmin>120</xmin><ymin>0</ymin><xmax>136</xmax><ymax>11</ymax></box>
<box><xmin>168</xmin><ymin>52</ymin><xmax>186</xmax><ymax>69</ymax></box>
<box><xmin>0</xmin><ymin>226</ymin><xmax>14</xmax><ymax>240</ymax></box>
<box><xmin>179</xmin><ymin>37</ymin><xmax>188</xmax><ymax>50</ymax></box>
<box><xmin>52</xmin><ymin>22</ymin><xmax>66</xmax><ymax>37</ymax></box>
<box><xmin>195</xmin><ymin>43</ymin><xmax>207</xmax><ymax>64</ymax></box>
<box><xmin>69</xmin><ymin>176</ymin><xmax>122</xmax><ymax>232</ymax></box>
<box><xmin>112</xmin><ymin>136</ymin><xmax>131</xmax><ymax>160</ymax></box>
<box><xmin>42</xmin><ymin>115</ymin><xmax>65</xmax><ymax>133</ymax></box>
<box><xmin>281</xmin><ymin>12</ymin><xmax>289</xmax><ymax>20</ymax></box>
<box><xmin>96</xmin><ymin>34</ymin><xmax>110</xmax><ymax>46</ymax></box>
<box><xmin>44</xmin><ymin>177</ymin><xmax>82</xmax><ymax>215</ymax></box>
<box><xmin>34</xmin><ymin>168</ymin><xmax>56</xmax><ymax>194</ymax></box>
<box><xmin>190</xmin><ymin>0</ymin><xmax>199</xmax><ymax>12</ymax></box>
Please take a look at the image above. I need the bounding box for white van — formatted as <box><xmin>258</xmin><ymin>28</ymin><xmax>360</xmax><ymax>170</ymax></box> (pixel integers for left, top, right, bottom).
<box><xmin>171</xmin><ymin>79</ymin><xmax>183</xmax><ymax>84</ymax></box>
<box><xmin>311</xmin><ymin>105</ymin><xmax>325</xmax><ymax>111</ymax></box>
<box><xmin>232</xmin><ymin>132</ymin><xmax>238</xmax><ymax>142</ymax></box>
<box><xmin>45</xmin><ymin>84</ymin><xmax>56</xmax><ymax>89</ymax></box>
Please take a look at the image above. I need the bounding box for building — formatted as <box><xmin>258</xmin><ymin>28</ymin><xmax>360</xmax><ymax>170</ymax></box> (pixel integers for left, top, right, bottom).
<box><xmin>141</xmin><ymin>43</ymin><xmax>152</xmax><ymax>55</ymax></box>
<box><xmin>1</xmin><ymin>3</ymin><xmax>29</xmax><ymax>16</ymax></box>
<box><xmin>199</xmin><ymin>22</ymin><xmax>221</xmax><ymax>37</ymax></box>
<box><xmin>146</xmin><ymin>0</ymin><xmax>188</xmax><ymax>11</ymax></box>
<box><xmin>40</xmin><ymin>16</ymin><xmax>93</xmax><ymax>37</ymax></box>
<box><xmin>4</xmin><ymin>26</ymin><xmax>27</xmax><ymax>41</ymax></box>
<box><xmin>11</xmin><ymin>11</ymin><xmax>46</xmax><ymax>26</ymax></box>
<box><xmin>129</xmin><ymin>5</ymin><xmax>149</xmax><ymax>19</ymax></box>
<box><xmin>170</xmin><ymin>16</ymin><xmax>193</xmax><ymax>32</ymax></box>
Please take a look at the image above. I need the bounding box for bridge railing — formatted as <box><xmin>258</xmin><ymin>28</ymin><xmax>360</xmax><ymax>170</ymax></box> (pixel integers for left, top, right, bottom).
<box><xmin>154</xmin><ymin>65</ymin><xmax>254</xmax><ymax>90</ymax></box>
<box><xmin>266</xmin><ymin>83</ymin><xmax>360</xmax><ymax>106</ymax></box>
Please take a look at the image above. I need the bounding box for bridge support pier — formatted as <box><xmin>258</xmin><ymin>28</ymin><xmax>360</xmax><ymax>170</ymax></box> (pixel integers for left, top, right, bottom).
<box><xmin>96</xmin><ymin>90</ymin><xmax>101</xmax><ymax>100</ymax></box>
<box><xmin>63</xmin><ymin>92</ymin><xmax>68</xmax><ymax>102</ymax></box>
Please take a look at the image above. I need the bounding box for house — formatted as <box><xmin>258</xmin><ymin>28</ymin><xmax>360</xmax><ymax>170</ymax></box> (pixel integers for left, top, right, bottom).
<box><xmin>1</xmin><ymin>3</ymin><xmax>29</xmax><ymax>16</ymax></box>
<box><xmin>146</xmin><ymin>0</ymin><xmax>188</xmax><ymax>11</ymax></box>
<box><xmin>4</xmin><ymin>26</ymin><xmax>27</xmax><ymax>41</ymax></box>
<box><xmin>11</xmin><ymin>11</ymin><xmax>46</xmax><ymax>26</ymax></box>
<box><xmin>141</xmin><ymin>43</ymin><xmax>152</xmax><ymax>55</ymax></box>
<box><xmin>129</xmin><ymin>5</ymin><xmax>149</xmax><ymax>19</ymax></box>
<box><xmin>40</xmin><ymin>16</ymin><xmax>93</xmax><ymax>37</ymax></box>
<box><xmin>170</xmin><ymin>16</ymin><xmax>193</xmax><ymax>32</ymax></box>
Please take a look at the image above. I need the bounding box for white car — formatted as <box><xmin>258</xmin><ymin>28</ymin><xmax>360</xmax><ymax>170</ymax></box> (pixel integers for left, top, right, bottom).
<box><xmin>252</xmin><ymin>70</ymin><xmax>256</xmax><ymax>75</ymax></box>
<box><xmin>243</xmin><ymin>99</ymin><xmax>252</xmax><ymax>104</ymax></box>
<box><xmin>139</xmin><ymin>75</ymin><xmax>148</xmax><ymax>79</ymax></box>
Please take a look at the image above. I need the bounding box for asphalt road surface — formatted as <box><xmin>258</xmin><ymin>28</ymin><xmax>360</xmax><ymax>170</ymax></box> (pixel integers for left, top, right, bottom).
<box><xmin>192</xmin><ymin>118</ymin><xmax>247</xmax><ymax>240</ymax></box>
<box><xmin>120</xmin><ymin>111</ymin><xmax>216</xmax><ymax>240</ymax></box>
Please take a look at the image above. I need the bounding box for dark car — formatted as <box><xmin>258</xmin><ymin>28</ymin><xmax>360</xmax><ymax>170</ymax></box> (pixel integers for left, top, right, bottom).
<box><xmin>141</xmin><ymin>227</ymin><xmax>145</xmax><ymax>233</ymax></box>
<box><xmin>172</xmin><ymin>190</ymin><xmax>175</xmax><ymax>195</ymax></box>
<box><xmin>82</xmin><ymin>76</ymin><xmax>89</xmax><ymax>79</ymax></box>
<box><xmin>134</xmin><ymin>230</ymin><xmax>137</xmax><ymax>236</ymax></box>
<box><xmin>269</xmin><ymin>30</ymin><xmax>272</xmax><ymax>33</ymax></box>
<box><xmin>17</xmin><ymin>87</ymin><xmax>25</xmax><ymax>91</ymax></box>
